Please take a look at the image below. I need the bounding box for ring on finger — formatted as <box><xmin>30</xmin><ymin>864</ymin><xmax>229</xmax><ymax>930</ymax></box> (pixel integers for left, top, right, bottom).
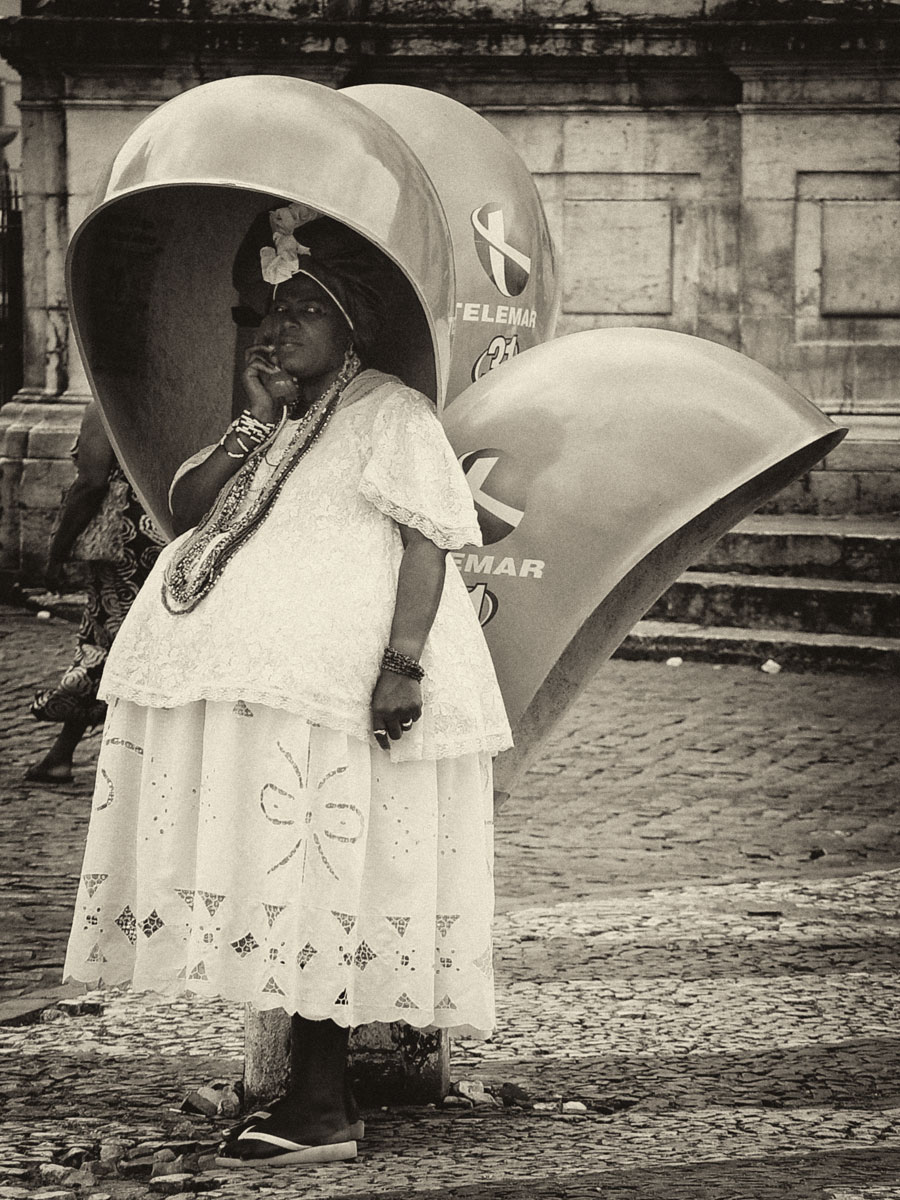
<box><xmin>401</xmin><ymin>719</ymin><xmax>413</xmax><ymax>730</ymax></box>
<box><xmin>374</xmin><ymin>729</ymin><xmax>387</xmax><ymax>737</ymax></box>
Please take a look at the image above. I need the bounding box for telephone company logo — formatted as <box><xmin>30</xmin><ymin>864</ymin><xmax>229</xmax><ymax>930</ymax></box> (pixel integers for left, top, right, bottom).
<box><xmin>457</xmin><ymin>447</ymin><xmax>546</xmax><ymax>626</ymax></box>
<box><xmin>471</xmin><ymin>203</ymin><xmax>531</xmax><ymax>298</ymax></box>
<box><xmin>459</xmin><ymin>447</ymin><xmax>526</xmax><ymax>545</ymax></box>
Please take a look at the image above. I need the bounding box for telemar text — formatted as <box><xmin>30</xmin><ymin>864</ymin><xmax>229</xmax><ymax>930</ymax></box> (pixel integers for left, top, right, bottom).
<box><xmin>450</xmin><ymin>553</ymin><xmax>545</xmax><ymax>579</ymax></box>
<box><xmin>456</xmin><ymin>301</ymin><xmax>538</xmax><ymax>328</ymax></box>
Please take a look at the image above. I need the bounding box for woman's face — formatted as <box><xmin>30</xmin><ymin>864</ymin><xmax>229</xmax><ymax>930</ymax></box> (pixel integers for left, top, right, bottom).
<box><xmin>263</xmin><ymin>274</ymin><xmax>351</xmax><ymax>380</ymax></box>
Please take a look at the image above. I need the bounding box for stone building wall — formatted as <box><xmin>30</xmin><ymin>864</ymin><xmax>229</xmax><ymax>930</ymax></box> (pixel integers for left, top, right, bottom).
<box><xmin>1</xmin><ymin>0</ymin><xmax>899</xmax><ymax>575</ymax></box>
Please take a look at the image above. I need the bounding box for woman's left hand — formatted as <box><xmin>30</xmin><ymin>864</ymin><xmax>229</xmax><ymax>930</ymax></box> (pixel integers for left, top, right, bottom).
<box><xmin>371</xmin><ymin>671</ymin><xmax>422</xmax><ymax>751</ymax></box>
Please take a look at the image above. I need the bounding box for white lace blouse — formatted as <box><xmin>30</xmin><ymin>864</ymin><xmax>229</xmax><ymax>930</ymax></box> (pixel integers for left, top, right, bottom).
<box><xmin>99</xmin><ymin>371</ymin><xmax>513</xmax><ymax>762</ymax></box>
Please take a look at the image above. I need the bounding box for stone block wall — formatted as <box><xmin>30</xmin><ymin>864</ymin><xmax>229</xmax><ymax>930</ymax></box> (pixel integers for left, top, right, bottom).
<box><xmin>0</xmin><ymin>1</ymin><xmax>19</xmax><ymax>172</ymax></box>
<box><xmin>0</xmin><ymin>401</ymin><xmax>79</xmax><ymax>576</ymax></box>
<box><xmin>492</xmin><ymin>108</ymin><xmax>741</xmax><ymax>350</ymax></box>
<box><xmin>1</xmin><ymin>1</ymin><xmax>900</xmax><ymax>576</ymax></box>
<box><xmin>734</xmin><ymin>66</ymin><xmax>900</xmax><ymax>514</ymax></box>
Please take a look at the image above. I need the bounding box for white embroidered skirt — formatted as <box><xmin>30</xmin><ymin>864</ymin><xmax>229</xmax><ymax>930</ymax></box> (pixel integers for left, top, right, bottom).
<box><xmin>64</xmin><ymin>697</ymin><xmax>496</xmax><ymax>1036</ymax></box>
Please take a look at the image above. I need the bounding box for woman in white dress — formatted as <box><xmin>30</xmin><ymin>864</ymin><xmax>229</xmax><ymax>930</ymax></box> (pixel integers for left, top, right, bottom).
<box><xmin>63</xmin><ymin>208</ymin><xmax>512</xmax><ymax>1167</ymax></box>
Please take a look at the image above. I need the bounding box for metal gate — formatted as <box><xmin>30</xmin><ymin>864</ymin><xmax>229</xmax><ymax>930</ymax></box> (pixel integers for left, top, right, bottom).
<box><xmin>0</xmin><ymin>165</ymin><xmax>23</xmax><ymax>407</ymax></box>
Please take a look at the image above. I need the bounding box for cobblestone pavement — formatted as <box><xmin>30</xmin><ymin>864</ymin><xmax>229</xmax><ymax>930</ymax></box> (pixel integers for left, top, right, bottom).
<box><xmin>1</xmin><ymin>601</ymin><xmax>899</xmax><ymax>1198</ymax></box>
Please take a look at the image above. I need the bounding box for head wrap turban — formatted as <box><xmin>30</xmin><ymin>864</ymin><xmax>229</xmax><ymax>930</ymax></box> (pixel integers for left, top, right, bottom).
<box><xmin>232</xmin><ymin>207</ymin><xmax>400</xmax><ymax>363</ymax></box>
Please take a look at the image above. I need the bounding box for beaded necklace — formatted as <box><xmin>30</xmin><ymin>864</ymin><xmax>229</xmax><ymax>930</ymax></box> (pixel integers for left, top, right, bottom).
<box><xmin>161</xmin><ymin>350</ymin><xmax>361</xmax><ymax>615</ymax></box>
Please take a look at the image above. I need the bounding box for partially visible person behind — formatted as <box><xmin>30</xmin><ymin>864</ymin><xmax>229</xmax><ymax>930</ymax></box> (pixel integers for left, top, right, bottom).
<box><xmin>26</xmin><ymin>401</ymin><xmax>165</xmax><ymax>783</ymax></box>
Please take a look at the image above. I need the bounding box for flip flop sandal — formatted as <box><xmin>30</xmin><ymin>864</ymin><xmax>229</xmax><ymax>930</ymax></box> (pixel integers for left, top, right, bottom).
<box><xmin>226</xmin><ymin>1110</ymin><xmax>364</xmax><ymax>1142</ymax></box>
<box><xmin>215</xmin><ymin>1130</ymin><xmax>357</xmax><ymax>1168</ymax></box>
<box><xmin>225</xmin><ymin>1109</ymin><xmax>273</xmax><ymax>1140</ymax></box>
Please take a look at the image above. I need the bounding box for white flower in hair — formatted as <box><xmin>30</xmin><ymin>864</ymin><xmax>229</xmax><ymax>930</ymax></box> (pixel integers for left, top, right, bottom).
<box><xmin>260</xmin><ymin>202</ymin><xmax>320</xmax><ymax>285</ymax></box>
<box><xmin>270</xmin><ymin>202</ymin><xmax>319</xmax><ymax>237</ymax></box>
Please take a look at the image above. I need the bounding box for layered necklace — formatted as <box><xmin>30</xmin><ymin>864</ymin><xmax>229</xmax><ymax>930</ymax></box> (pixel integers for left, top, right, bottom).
<box><xmin>161</xmin><ymin>348</ymin><xmax>361</xmax><ymax>616</ymax></box>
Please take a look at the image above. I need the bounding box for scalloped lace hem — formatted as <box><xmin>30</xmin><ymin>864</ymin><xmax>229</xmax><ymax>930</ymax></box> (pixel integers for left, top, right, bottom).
<box><xmin>60</xmin><ymin>973</ymin><xmax>493</xmax><ymax>1039</ymax></box>
<box><xmin>97</xmin><ymin>683</ymin><xmax>513</xmax><ymax>761</ymax></box>
<box><xmin>358</xmin><ymin>478</ymin><xmax>481</xmax><ymax>552</ymax></box>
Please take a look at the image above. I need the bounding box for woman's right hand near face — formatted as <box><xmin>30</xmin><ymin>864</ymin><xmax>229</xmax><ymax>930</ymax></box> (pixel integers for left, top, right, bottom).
<box><xmin>241</xmin><ymin>344</ymin><xmax>283</xmax><ymax>425</ymax></box>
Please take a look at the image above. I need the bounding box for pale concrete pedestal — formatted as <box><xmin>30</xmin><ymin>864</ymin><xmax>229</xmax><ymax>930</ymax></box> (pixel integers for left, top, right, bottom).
<box><xmin>242</xmin><ymin>1008</ymin><xmax>450</xmax><ymax>1111</ymax></box>
<box><xmin>242</xmin><ymin>1007</ymin><xmax>293</xmax><ymax>1111</ymax></box>
<box><xmin>348</xmin><ymin>1021</ymin><xmax>450</xmax><ymax>1107</ymax></box>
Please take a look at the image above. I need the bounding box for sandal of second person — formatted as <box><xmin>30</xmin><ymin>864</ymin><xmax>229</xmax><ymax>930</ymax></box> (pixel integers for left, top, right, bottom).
<box><xmin>24</xmin><ymin>762</ymin><xmax>74</xmax><ymax>784</ymax></box>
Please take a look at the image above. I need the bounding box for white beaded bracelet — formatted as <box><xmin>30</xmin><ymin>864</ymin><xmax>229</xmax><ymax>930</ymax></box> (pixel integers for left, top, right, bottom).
<box><xmin>219</xmin><ymin>410</ymin><xmax>276</xmax><ymax>459</ymax></box>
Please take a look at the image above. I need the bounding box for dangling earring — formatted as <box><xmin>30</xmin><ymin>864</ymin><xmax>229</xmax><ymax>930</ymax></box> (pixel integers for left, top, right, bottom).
<box><xmin>342</xmin><ymin>344</ymin><xmax>362</xmax><ymax>379</ymax></box>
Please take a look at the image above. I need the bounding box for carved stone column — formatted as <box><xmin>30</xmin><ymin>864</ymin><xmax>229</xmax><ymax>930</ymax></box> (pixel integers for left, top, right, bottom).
<box><xmin>0</xmin><ymin>81</ymin><xmax>82</xmax><ymax>573</ymax></box>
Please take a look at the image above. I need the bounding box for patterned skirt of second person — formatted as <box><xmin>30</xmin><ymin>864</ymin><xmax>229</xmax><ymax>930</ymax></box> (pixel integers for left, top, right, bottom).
<box><xmin>63</xmin><ymin>695</ymin><xmax>496</xmax><ymax>1037</ymax></box>
<box><xmin>31</xmin><ymin>487</ymin><xmax>164</xmax><ymax>726</ymax></box>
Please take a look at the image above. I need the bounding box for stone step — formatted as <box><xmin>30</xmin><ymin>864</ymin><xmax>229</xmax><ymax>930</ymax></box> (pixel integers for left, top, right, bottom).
<box><xmin>648</xmin><ymin>571</ymin><xmax>900</xmax><ymax>638</ymax></box>
<box><xmin>695</xmin><ymin>515</ymin><xmax>900</xmax><ymax>583</ymax></box>
<box><xmin>617</xmin><ymin>620</ymin><xmax>900</xmax><ymax>673</ymax></box>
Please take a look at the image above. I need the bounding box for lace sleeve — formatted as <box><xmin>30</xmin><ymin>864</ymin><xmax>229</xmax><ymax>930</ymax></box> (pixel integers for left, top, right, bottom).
<box><xmin>359</xmin><ymin>388</ymin><xmax>482</xmax><ymax>550</ymax></box>
<box><xmin>167</xmin><ymin>445</ymin><xmax>217</xmax><ymax>513</ymax></box>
